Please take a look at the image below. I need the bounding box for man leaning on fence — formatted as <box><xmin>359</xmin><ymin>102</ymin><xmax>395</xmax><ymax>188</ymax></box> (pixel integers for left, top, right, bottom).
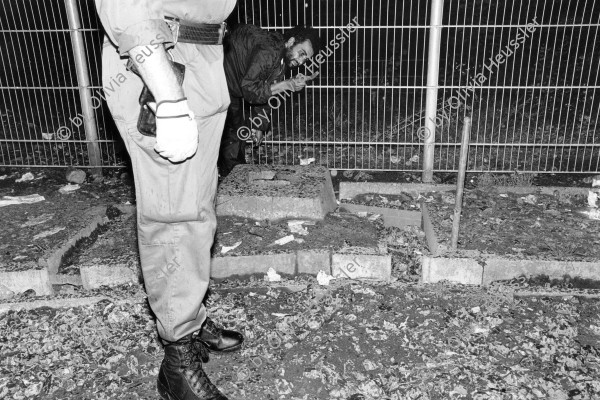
<box><xmin>94</xmin><ymin>1</ymin><xmax>243</xmax><ymax>399</ymax></box>
<box><xmin>218</xmin><ymin>24</ymin><xmax>321</xmax><ymax>176</ymax></box>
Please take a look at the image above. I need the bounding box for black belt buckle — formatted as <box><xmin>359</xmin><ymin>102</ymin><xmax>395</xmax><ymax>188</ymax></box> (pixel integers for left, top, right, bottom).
<box><xmin>165</xmin><ymin>17</ymin><xmax>227</xmax><ymax>45</ymax></box>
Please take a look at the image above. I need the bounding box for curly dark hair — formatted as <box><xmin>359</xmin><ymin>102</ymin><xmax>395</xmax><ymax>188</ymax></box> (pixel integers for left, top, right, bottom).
<box><xmin>283</xmin><ymin>26</ymin><xmax>321</xmax><ymax>54</ymax></box>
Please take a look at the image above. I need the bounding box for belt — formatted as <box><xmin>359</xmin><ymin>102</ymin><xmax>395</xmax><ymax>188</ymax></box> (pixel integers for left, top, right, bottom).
<box><xmin>165</xmin><ymin>17</ymin><xmax>227</xmax><ymax>45</ymax></box>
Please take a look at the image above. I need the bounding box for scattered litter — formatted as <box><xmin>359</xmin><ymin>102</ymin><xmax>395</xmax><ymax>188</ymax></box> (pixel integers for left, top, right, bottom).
<box><xmin>0</xmin><ymin>194</ymin><xmax>45</xmax><ymax>207</ymax></box>
<box><xmin>15</xmin><ymin>172</ymin><xmax>35</xmax><ymax>183</ymax></box>
<box><xmin>405</xmin><ymin>155</ymin><xmax>419</xmax><ymax>166</ymax></box>
<box><xmin>316</xmin><ymin>270</ymin><xmax>335</xmax><ymax>286</ymax></box>
<box><xmin>288</xmin><ymin>220</ymin><xmax>309</xmax><ymax>236</ymax></box>
<box><xmin>299</xmin><ymin>157</ymin><xmax>315</xmax><ymax>166</ymax></box>
<box><xmin>588</xmin><ymin>190</ymin><xmax>598</xmax><ymax>208</ymax></box>
<box><xmin>20</xmin><ymin>213</ymin><xmax>54</xmax><ymax>227</ymax></box>
<box><xmin>41</xmin><ymin>132</ymin><xmax>54</xmax><ymax>140</ymax></box>
<box><xmin>264</xmin><ymin>267</ymin><xmax>281</xmax><ymax>282</ymax></box>
<box><xmin>221</xmin><ymin>241</ymin><xmax>242</xmax><ymax>254</ymax></box>
<box><xmin>520</xmin><ymin>194</ymin><xmax>538</xmax><ymax>205</ymax></box>
<box><xmin>33</xmin><ymin>226</ymin><xmax>66</xmax><ymax>240</ymax></box>
<box><xmin>58</xmin><ymin>184</ymin><xmax>80</xmax><ymax>194</ymax></box>
<box><xmin>273</xmin><ymin>235</ymin><xmax>295</xmax><ymax>246</ymax></box>
<box><xmin>66</xmin><ymin>168</ymin><xmax>86</xmax><ymax>184</ymax></box>
<box><xmin>12</xmin><ymin>255</ymin><xmax>28</xmax><ymax>261</ymax></box>
<box><xmin>0</xmin><ymin>175</ymin><xmax>7</xmax><ymax>180</ymax></box>
<box><xmin>499</xmin><ymin>193</ymin><xmax>509</xmax><ymax>198</ymax></box>
<box><xmin>367</xmin><ymin>213</ymin><xmax>381</xmax><ymax>221</ymax></box>
<box><xmin>390</xmin><ymin>155</ymin><xmax>400</xmax><ymax>164</ymax></box>
<box><xmin>577</xmin><ymin>207</ymin><xmax>600</xmax><ymax>220</ymax></box>
<box><xmin>330</xmin><ymin>169</ymin><xmax>338</xmax><ymax>177</ymax></box>
<box><xmin>295</xmin><ymin>238</ymin><xmax>305</xmax><ymax>244</ymax></box>
<box><xmin>594</xmin><ymin>177</ymin><xmax>600</xmax><ymax>187</ymax></box>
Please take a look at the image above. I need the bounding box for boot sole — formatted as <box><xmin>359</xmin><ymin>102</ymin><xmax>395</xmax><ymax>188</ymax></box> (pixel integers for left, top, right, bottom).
<box><xmin>203</xmin><ymin>342</ymin><xmax>244</xmax><ymax>353</ymax></box>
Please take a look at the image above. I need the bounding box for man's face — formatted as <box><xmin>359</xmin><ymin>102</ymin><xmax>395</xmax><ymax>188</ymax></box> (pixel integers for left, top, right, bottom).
<box><xmin>285</xmin><ymin>39</ymin><xmax>314</xmax><ymax>68</ymax></box>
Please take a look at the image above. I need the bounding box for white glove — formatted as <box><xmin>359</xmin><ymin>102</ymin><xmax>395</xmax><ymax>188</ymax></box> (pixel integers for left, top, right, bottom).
<box><xmin>148</xmin><ymin>99</ymin><xmax>198</xmax><ymax>163</ymax></box>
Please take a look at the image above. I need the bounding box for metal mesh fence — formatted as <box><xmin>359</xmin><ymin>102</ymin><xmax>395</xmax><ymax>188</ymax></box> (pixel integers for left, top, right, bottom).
<box><xmin>0</xmin><ymin>0</ymin><xmax>598</xmax><ymax>174</ymax></box>
<box><xmin>0</xmin><ymin>0</ymin><xmax>122</xmax><ymax>169</ymax></box>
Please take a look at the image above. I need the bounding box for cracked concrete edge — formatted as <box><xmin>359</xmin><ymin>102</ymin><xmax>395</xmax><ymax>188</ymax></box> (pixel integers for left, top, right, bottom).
<box><xmin>37</xmin><ymin>205</ymin><xmax>109</xmax><ymax>274</ymax></box>
<box><xmin>421</xmin><ymin>256</ymin><xmax>600</xmax><ymax>286</ymax></box>
<box><xmin>339</xmin><ymin>182</ymin><xmax>592</xmax><ymax>200</ymax></box>
<box><xmin>421</xmin><ymin>203</ymin><xmax>439</xmax><ymax>256</ymax></box>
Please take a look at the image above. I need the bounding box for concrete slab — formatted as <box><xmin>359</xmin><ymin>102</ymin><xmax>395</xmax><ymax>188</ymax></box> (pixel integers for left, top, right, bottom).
<box><xmin>210</xmin><ymin>253</ymin><xmax>297</xmax><ymax>280</ymax></box>
<box><xmin>483</xmin><ymin>258</ymin><xmax>600</xmax><ymax>285</ymax></box>
<box><xmin>0</xmin><ymin>269</ymin><xmax>53</xmax><ymax>295</ymax></box>
<box><xmin>297</xmin><ymin>250</ymin><xmax>331</xmax><ymax>275</ymax></box>
<box><xmin>421</xmin><ymin>256</ymin><xmax>484</xmax><ymax>285</ymax></box>
<box><xmin>339</xmin><ymin>203</ymin><xmax>422</xmax><ymax>227</ymax></box>
<box><xmin>331</xmin><ymin>254</ymin><xmax>392</xmax><ymax>281</ymax></box>
<box><xmin>216</xmin><ymin>165</ymin><xmax>337</xmax><ymax>221</ymax></box>
<box><xmin>80</xmin><ymin>264</ymin><xmax>139</xmax><ymax>290</ymax></box>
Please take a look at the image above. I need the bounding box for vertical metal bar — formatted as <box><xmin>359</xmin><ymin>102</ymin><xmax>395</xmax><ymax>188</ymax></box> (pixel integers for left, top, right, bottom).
<box><xmin>65</xmin><ymin>0</ymin><xmax>101</xmax><ymax>174</ymax></box>
<box><xmin>451</xmin><ymin>117</ymin><xmax>471</xmax><ymax>251</ymax></box>
<box><xmin>422</xmin><ymin>0</ymin><xmax>444</xmax><ymax>182</ymax></box>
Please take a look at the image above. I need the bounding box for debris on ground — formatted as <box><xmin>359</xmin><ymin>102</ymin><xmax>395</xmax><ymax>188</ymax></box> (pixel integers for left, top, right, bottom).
<box><xmin>58</xmin><ymin>184</ymin><xmax>80</xmax><ymax>194</ymax></box>
<box><xmin>0</xmin><ymin>194</ymin><xmax>45</xmax><ymax>207</ymax></box>
<box><xmin>65</xmin><ymin>169</ymin><xmax>86</xmax><ymax>184</ymax></box>
<box><xmin>15</xmin><ymin>172</ymin><xmax>34</xmax><ymax>183</ymax></box>
<box><xmin>264</xmin><ymin>267</ymin><xmax>281</xmax><ymax>282</ymax></box>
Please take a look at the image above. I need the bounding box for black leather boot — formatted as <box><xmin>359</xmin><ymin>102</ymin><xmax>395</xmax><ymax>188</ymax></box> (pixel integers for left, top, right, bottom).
<box><xmin>157</xmin><ymin>334</ymin><xmax>228</xmax><ymax>400</ymax></box>
<box><xmin>198</xmin><ymin>317</ymin><xmax>244</xmax><ymax>353</ymax></box>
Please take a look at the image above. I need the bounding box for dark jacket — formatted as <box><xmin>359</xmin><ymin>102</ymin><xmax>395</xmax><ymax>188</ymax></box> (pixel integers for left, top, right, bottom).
<box><xmin>223</xmin><ymin>24</ymin><xmax>286</xmax><ymax>130</ymax></box>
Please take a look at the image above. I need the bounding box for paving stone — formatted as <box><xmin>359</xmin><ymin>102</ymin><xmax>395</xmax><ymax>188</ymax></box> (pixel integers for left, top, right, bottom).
<box><xmin>421</xmin><ymin>256</ymin><xmax>483</xmax><ymax>285</ymax></box>
<box><xmin>483</xmin><ymin>258</ymin><xmax>600</xmax><ymax>285</ymax></box>
<box><xmin>80</xmin><ymin>264</ymin><xmax>139</xmax><ymax>290</ymax></box>
<box><xmin>211</xmin><ymin>253</ymin><xmax>297</xmax><ymax>280</ymax></box>
<box><xmin>216</xmin><ymin>165</ymin><xmax>337</xmax><ymax>221</ymax></box>
<box><xmin>0</xmin><ymin>269</ymin><xmax>53</xmax><ymax>295</ymax></box>
<box><xmin>297</xmin><ymin>250</ymin><xmax>331</xmax><ymax>275</ymax></box>
<box><xmin>331</xmin><ymin>254</ymin><xmax>392</xmax><ymax>281</ymax></box>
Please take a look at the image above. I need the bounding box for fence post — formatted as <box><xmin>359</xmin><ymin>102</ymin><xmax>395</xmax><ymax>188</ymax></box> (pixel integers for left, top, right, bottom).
<box><xmin>65</xmin><ymin>0</ymin><xmax>102</xmax><ymax>176</ymax></box>
<box><xmin>422</xmin><ymin>0</ymin><xmax>444</xmax><ymax>183</ymax></box>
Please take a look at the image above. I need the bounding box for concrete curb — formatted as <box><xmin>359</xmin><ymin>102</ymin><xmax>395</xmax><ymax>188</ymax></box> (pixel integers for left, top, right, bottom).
<box><xmin>38</xmin><ymin>206</ymin><xmax>108</xmax><ymax>274</ymax></box>
<box><xmin>339</xmin><ymin>182</ymin><xmax>592</xmax><ymax>201</ymax></box>
<box><xmin>0</xmin><ymin>269</ymin><xmax>53</xmax><ymax>296</ymax></box>
<box><xmin>420</xmin><ymin>203</ymin><xmax>600</xmax><ymax>285</ymax></box>
<box><xmin>339</xmin><ymin>182</ymin><xmax>455</xmax><ymax>200</ymax></box>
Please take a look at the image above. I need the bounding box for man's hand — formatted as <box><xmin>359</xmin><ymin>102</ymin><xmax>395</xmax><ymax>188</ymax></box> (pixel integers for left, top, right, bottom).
<box><xmin>148</xmin><ymin>99</ymin><xmax>198</xmax><ymax>162</ymax></box>
<box><xmin>288</xmin><ymin>72</ymin><xmax>319</xmax><ymax>91</ymax></box>
<box><xmin>251</xmin><ymin>129</ymin><xmax>265</xmax><ymax>146</ymax></box>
